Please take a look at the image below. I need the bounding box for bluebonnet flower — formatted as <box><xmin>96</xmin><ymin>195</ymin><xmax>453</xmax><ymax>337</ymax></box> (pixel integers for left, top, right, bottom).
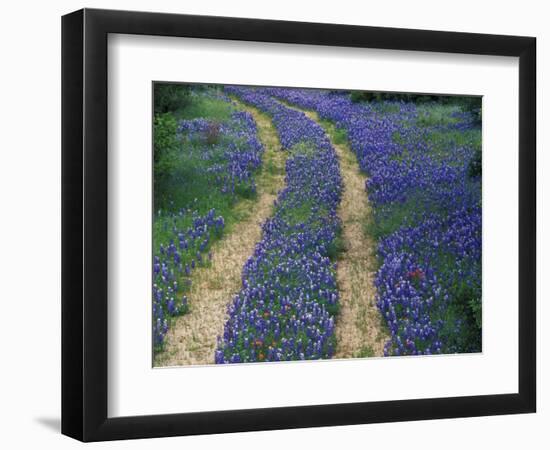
<box><xmin>152</xmin><ymin>100</ymin><xmax>264</xmax><ymax>354</ymax></box>
<box><xmin>261</xmin><ymin>86</ymin><xmax>481</xmax><ymax>355</ymax></box>
<box><xmin>216</xmin><ymin>87</ymin><xmax>342</xmax><ymax>363</ymax></box>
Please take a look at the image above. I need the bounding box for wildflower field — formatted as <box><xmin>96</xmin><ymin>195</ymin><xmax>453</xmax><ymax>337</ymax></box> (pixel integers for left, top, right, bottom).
<box><xmin>152</xmin><ymin>83</ymin><xmax>481</xmax><ymax>366</ymax></box>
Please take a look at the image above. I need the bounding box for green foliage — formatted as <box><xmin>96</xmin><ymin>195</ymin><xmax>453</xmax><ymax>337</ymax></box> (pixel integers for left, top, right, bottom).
<box><xmin>457</xmin><ymin>96</ymin><xmax>482</xmax><ymax>125</ymax></box>
<box><xmin>368</xmin><ymin>104</ymin><xmax>482</xmax><ymax>243</ymax></box>
<box><xmin>356</xmin><ymin>345</ymin><xmax>375</xmax><ymax>358</ymax></box>
<box><xmin>350</xmin><ymin>91</ymin><xmax>381</xmax><ymax>103</ymax></box>
<box><xmin>469</xmin><ymin>296</ymin><xmax>482</xmax><ymax>330</ymax></box>
<box><xmin>350</xmin><ymin>91</ymin><xmax>390</xmax><ymax>103</ymax></box>
<box><xmin>350</xmin><ymin>90</ymin><xmax>482</xmax><ymax>127</ymax></box>
<box><xmin>425</xmin><ymin>128</ymin><xmax>481</xmax><ymax>151</ymax></box>
<box><xmin>320</xmin><ymin>119</ymin><xmax>348</xmax><ymax>145</ymax></box>
<box><xmin>421</xmin><ymin>122</ymin><xmax>482</xmax><ymax>178</ymax></box>
<box><xmin>264</xmin><ymin>157</ymin><xmax>285</xmax><ymax>177</ymax></box>
<box><xmin>437</xmin><ymin>269</ymin><xmax>482</xmax><ymax>353</ymax></box>
<box><xmin>391</xmin><ymin>101</ymin><xmax>481</xmax><ymax>353</ymax></box>
<box><xmin>177</xmin><ymin>93</ymin><xmax>233</xmax><ymax>121</ymax></box>
<box><xmin>153</xmin><ymin>209</ymin><xmax>223</xmax><ymax>271</ymax></box>
<box><xmin>365</xmin><ymin>205</ymin><xmax>411</xmax><ymax>241</ymax></box>
<box><xmin>373</xmin><ymin>103</ymin><xmax>401</xmax><ymax>114</ymax></box>
<box><xmin>289</xmin><ymin>141</ymin><xmax>318</xmax><ymax>158</ymax></box>
<box><xmin>332</xmin><ymin>128</ymin><xmax>348</xmax><ymax>145</ymax></box>
<box><xmin>153</xmin><ymin>89</ymin><xmax>244</xmax><ymax>213</ymax></box>
<box><xmin>154</xmin><ymin>82</ymin><xmax>233</xmax><ymax>120</ymax></box>
<box><xmin>157</xmin><ymin>131</ymin><xmax>241</xmax><ymax>211</ymax></box>
<box><xmin>415</xmin><ymin>103</ymin><xmax>461</xmax><ymax>127</ymax></box>
<box><xmin>153</xmin><ymin>107</ymin><xmax>262</xmax><ymax>247</ymax></box>
<box><xmin>468</xmin><ymin>145</ymin><xmax>482</xmax><ymax>178</ymax></box>
<box><xmin>350</xmin><ymin>91</ymin><xmax>451</xmax><ymax>104</ymax></box>
<box><xmin>365</xmin><ymin>188</ymin><xmax>452</xmax><ymax>242</ymax></box>
<box><xmin>154</xmin><ymin>83</ymin><xmax>191</xmax><ymax>114</ymax></box>
<box><xmin>326</xmin><ymin>226</ymin><xmax>345</xmax><ymax>261</ymax></box>
<box><xmin>319</xmin><ymin>97</ymin><xmax>482</xmax><ymax>355</ymax></box>
<box><xmin>153</xmin><ymin>112</ymin><xmax>179</xmax><ymax>183</ymax></box>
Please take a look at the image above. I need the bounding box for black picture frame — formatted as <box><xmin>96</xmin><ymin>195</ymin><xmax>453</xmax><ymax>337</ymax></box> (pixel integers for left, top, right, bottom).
<box><xmin>61</xmin><ymin>8</ymin><xmax>536</xmax><ymax>442</ymax></box>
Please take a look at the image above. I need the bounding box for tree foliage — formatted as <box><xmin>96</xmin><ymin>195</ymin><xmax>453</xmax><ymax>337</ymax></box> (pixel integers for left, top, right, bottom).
<box><xmin>154</xmin><ymin>83</ymin><xmax>191</xmax><ymax>114</ymax></box>
<box><xmin>153</xmin><ymin>112</ymin><xmax>179</xmax><ymax>182</ymax></box>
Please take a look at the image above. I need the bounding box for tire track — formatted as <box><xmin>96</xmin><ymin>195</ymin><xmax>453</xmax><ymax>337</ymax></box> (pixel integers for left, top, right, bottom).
<box><xmin>155</xmin><ymin>101</ymin><xmax>286</xmax><ymax>367</ymax></box>
<box><xmin>283</xmin><ymin>103</ymin><xmax>388</xmax><ymax>358</ymax></box>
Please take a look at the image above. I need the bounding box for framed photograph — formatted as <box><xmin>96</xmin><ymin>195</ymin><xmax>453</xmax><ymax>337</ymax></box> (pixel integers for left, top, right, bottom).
<box><xmin>61</xmin><ymin>8</ymin><xmax>536</xmax><ymax>441</ymax></box>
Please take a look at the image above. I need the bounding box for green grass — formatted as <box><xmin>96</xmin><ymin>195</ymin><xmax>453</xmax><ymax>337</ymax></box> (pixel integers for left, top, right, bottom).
<box><xmin>154</xmin><ymin>143</ymin><xmax>257</xmax><ymax>256</ymax></box>
<box><xmin>369</xmin><ymin>101</ymin><xmax>481</xmax><ymax>256</ymax></box>
<box><xmin>415</xmin><ymin>103</ymin><xmax>462</xmax><ymax>127</ymax></box>
<box><xmin>311</xmin><ymin>102</ymin><xmax>480</xmax><ymax>248</ymax></box>
<box><xmin>364</xmin><ymin>199</ymin><xmax>416</xmax><ymax>241</ymax></box>
<box><xmin>174</xmin><ymin>91</ymin><xmax>234</xmax><ymax>121</ymax></box>
<box><xmin>305</xmin><ymin>98</ymin><xmax>481</xmax><ymax>354</ymax></box>
<box><xmin>391</xmin><ymin>105</ymin><xmax>481</xmax><ymax>166</ymax></box>
<box><xmin>431</xmin><ymin>253</ymin><xmax>482</xmax><ymax>352</ymax></box>
<box><xmin>264</xmin><ymin>156</ymin><xmax>285</xmax><ymax>178</ymax></box>
<box><xmin>326</xmin><ymin>223</ymin><xmax>345</xmax><ymax>261</ymax></box>
<box><xmin>355</xmin><ymin>345</ymin><xmax>375</xmax><ymax>358</ymax></box>
<box><xmin>372</xmin><ymin>102</ymin><xmax>401</xmax><ymax>115</ymax></box>
<box><xmin>385</xmin><ymin>102</ymin><xmax>482</xmax><ymax>353</ymax></box>
<box><xmin>320</xmin><ymin>119</ymin><xmax>348</xmax><ymax>145</ymax></box>
<box><xmin>277</xmin><ymin>199</ymin><xmax>317</xmax><ymax>225</ymax></box>
<box><xmin>153</xmin><ymin>88</ymin><xmax>261</xmax><ymax>268</ymax></box>
<box><xmin>426</xmin><ymin>128</ymin><xmax>481</xmax><ymax>154</ymax></box>
<box><xmin>288</xmin><ymin>141</ymin><xmax>318</xmax><ymax>158</ymax></box>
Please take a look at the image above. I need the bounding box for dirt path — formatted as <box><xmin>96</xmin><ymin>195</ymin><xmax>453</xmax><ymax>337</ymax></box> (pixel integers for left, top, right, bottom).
<box><xmin>155</xmin><ymin>101</ymin><xmax>286</xmax><ymax>367</ymax></box>
<box><xmin>284</xmin><ymin>103</ymin><xmax>388</xmax><ymax>358</ymax></box>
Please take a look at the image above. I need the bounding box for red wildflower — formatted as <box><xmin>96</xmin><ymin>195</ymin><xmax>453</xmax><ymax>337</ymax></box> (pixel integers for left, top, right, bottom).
<box><xmin>408</xmin><ymin>268</ymin><xmax>425</xmax><ymax>280</ymax></box>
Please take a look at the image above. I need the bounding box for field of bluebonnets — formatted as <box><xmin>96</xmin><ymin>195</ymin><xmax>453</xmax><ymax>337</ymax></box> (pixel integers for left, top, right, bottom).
<box><xmin>152</xmin><ymin>82</ymin><xmax>482</xmax><ymax>366</ymax></box>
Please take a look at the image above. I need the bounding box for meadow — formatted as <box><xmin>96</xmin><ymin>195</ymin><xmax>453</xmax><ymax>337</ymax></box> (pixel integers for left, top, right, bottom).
<box><xmin>152</xmin><ymin>83</ymin><xmax>481</xmax><ymax>365</ymax></box>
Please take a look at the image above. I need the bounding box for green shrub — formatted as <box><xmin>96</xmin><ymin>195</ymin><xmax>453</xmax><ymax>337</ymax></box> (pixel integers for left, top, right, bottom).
<box><xmin>469</xmin><ymin>296</ymin><xmax>482</xmax><ymax>330</ymax></box>
<box><xmin>153</xmin><ymin>112</ymin><xmax>179</xmax><ymax>183</ymax></box>
<box><xmin>350</xmin><ymin>91</ymin><xmax>447</xmax><ymax>104</ymax></box>
<box><xmin>468</xmin><ymin>145</ymin><xmax>482</xmax><ymax>178</ymax></box>
<box><xmin>154</xmin><ymin>83</ymin><xmax>191</xmax><ymax>114</ymax></box>
<box><xmin>456</xmin><ymin>96</ymin><xmax>482</xmax><ymax>125</ymax></box>
<box><xmin>350</xmin><ymin>91</ymin><xmax>375</xmax><ymax>103</ymax></box>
